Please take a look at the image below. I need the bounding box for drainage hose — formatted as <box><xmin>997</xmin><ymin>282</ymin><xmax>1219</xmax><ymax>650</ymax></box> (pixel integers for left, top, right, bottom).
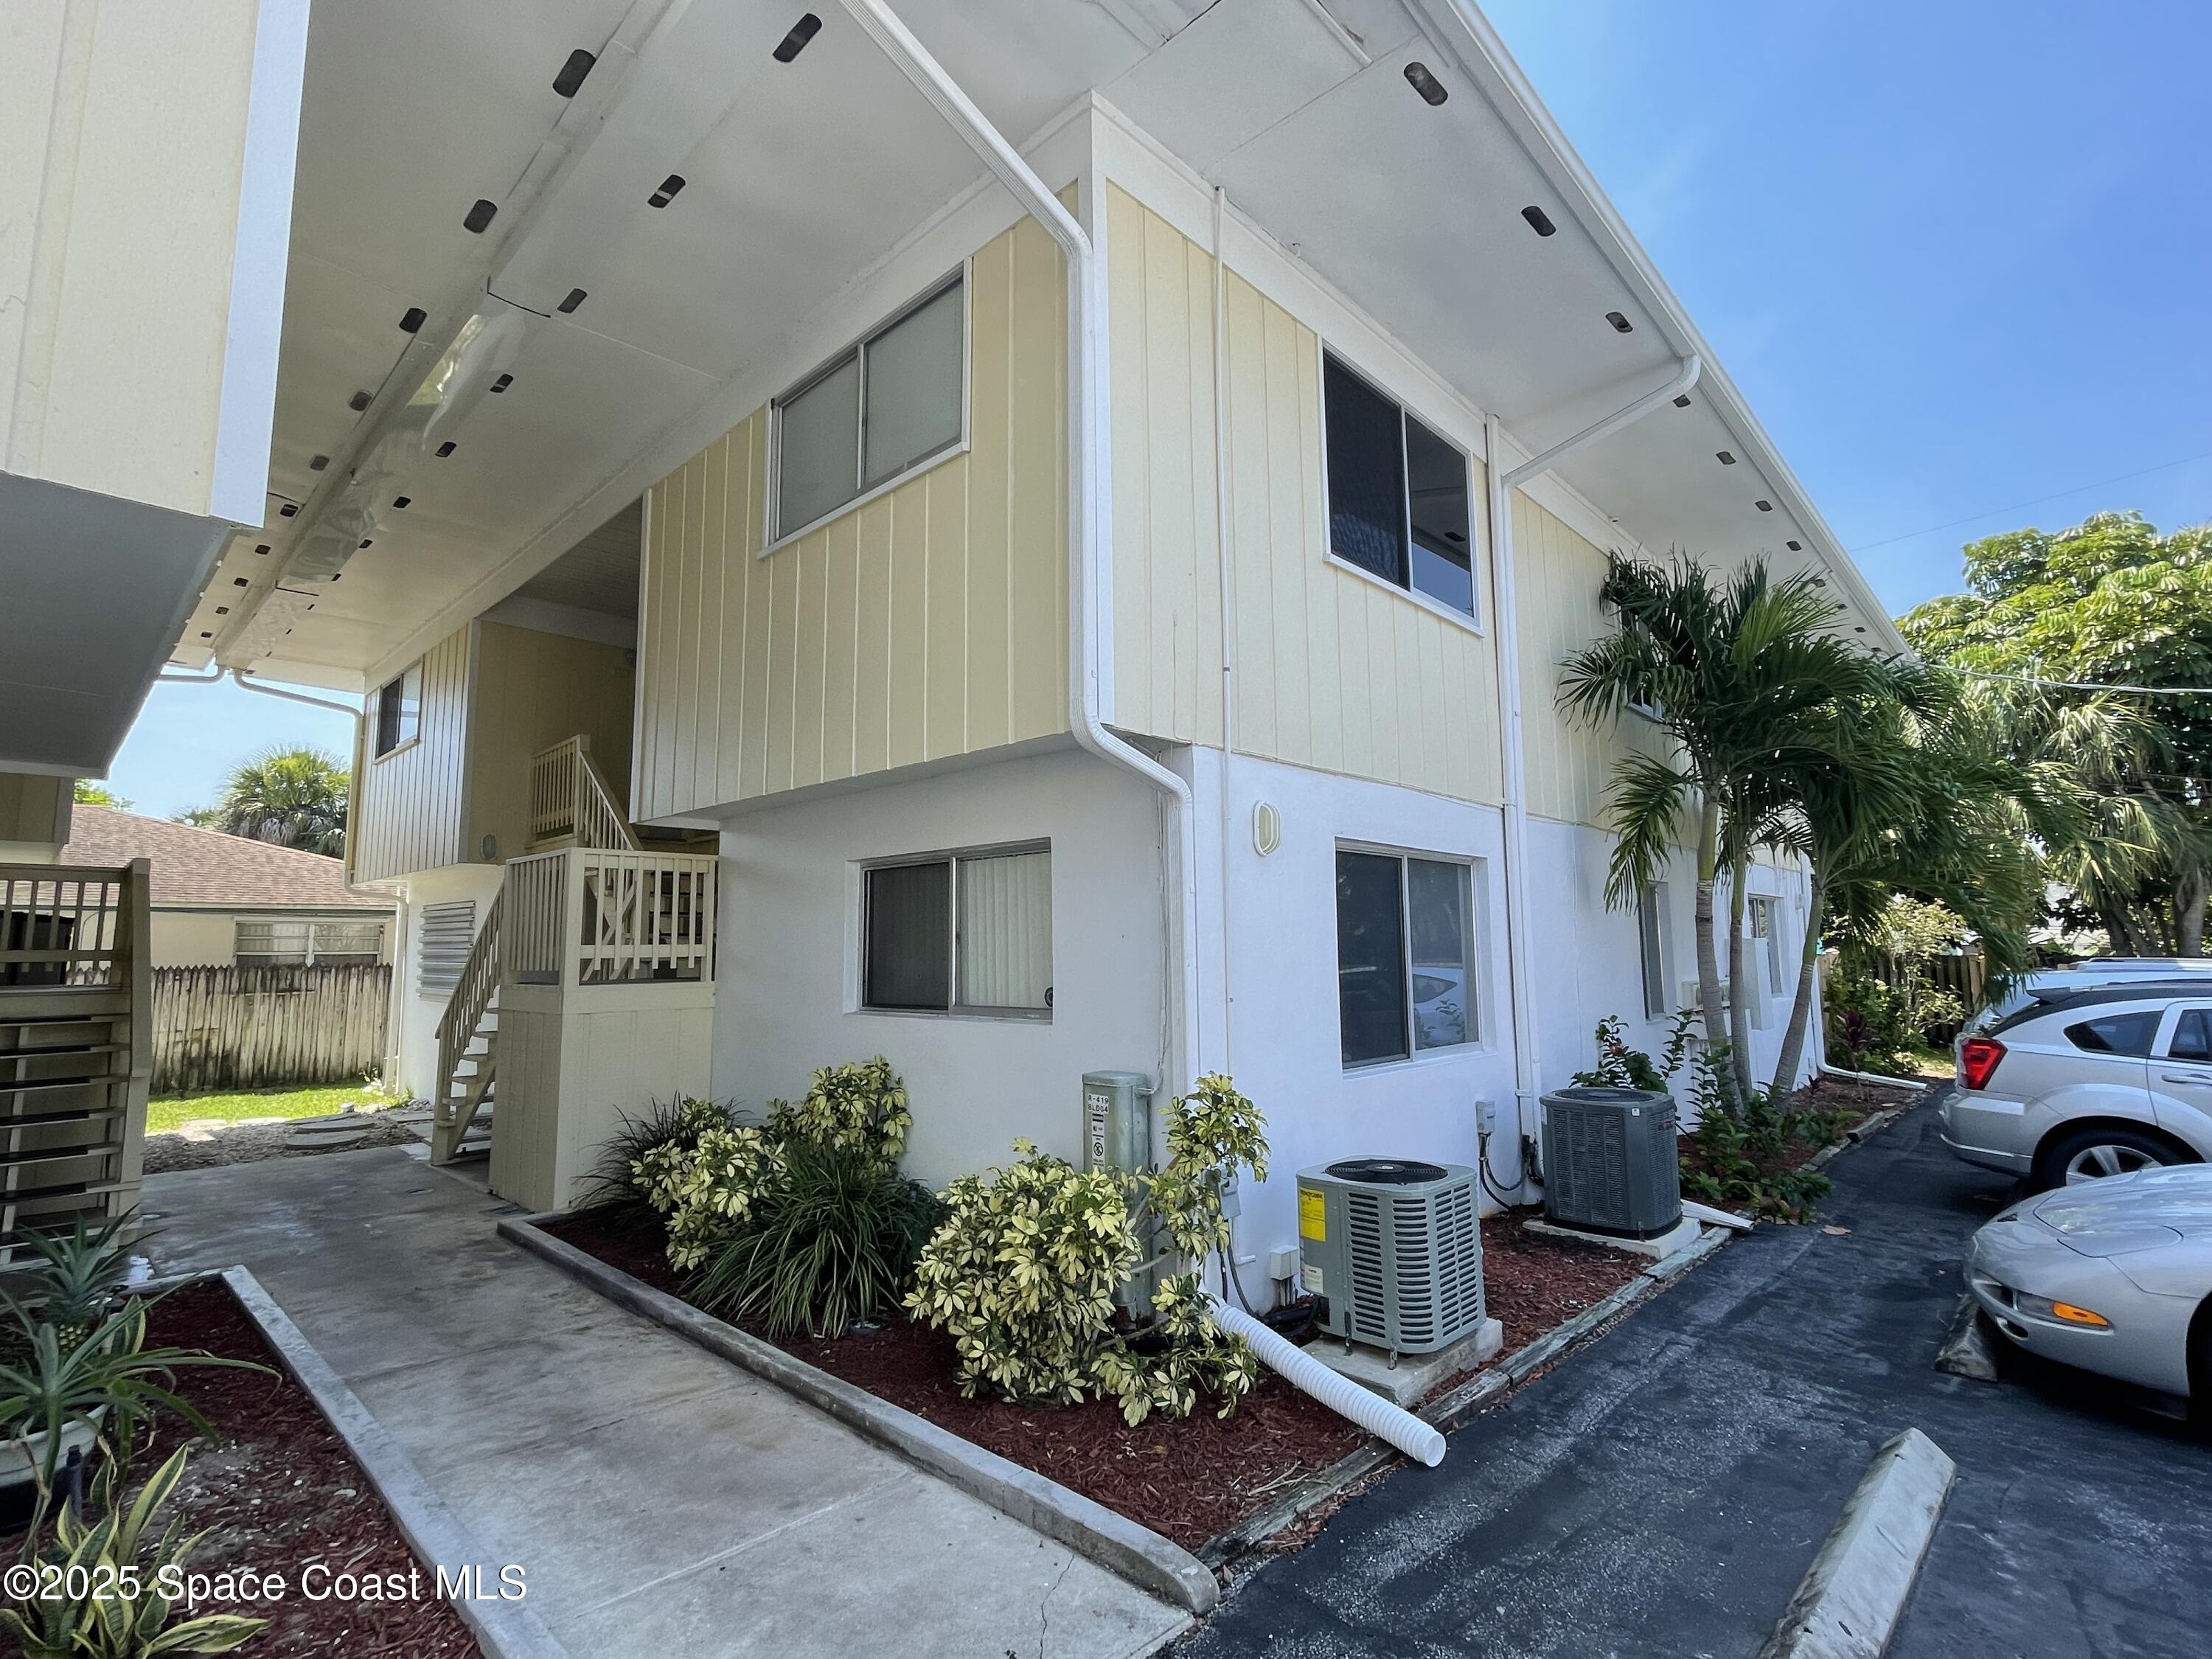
<box><xmin>1206</xmin><ymin>1294</ymin><xmax>1447</xmax><ymax>1467</ymax></box>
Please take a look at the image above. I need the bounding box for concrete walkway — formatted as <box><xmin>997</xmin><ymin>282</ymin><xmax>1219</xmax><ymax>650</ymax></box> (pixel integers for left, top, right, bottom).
<box><xmin>142</xmin><ymin>1149</ymin><xmax>1189</xmax><ymax>1658</ymax></box>
<box><xmin>1180</xmin><ymin>1099</ymin><xmax>2212</xmax><ymax>1659</ymax></box>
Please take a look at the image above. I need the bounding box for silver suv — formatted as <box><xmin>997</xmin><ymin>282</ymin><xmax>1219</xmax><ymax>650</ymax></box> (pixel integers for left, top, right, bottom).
<box><xmin>1941</xmin><ymin>981</ymin><xmax>2212</xmax><ymax>1189</ymax></box>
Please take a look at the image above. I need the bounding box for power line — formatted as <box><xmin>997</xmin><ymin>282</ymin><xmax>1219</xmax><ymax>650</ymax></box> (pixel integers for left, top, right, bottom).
<box><xmin>1846</xmin><ymin>450</ymin><xmax>2212</xmax><ymax>556</ymax></box>
<box><xmin>1928</xmin><ymin>661</ymin><xmax>2212</xmax><ymax>698</ymax></box>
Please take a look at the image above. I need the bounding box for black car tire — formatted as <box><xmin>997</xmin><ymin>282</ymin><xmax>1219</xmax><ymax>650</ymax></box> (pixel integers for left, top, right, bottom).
<box><xmin>2030</xmin><ymin>1123</ymin><xmax>2193</xmax><ymax>1193</ymax></box>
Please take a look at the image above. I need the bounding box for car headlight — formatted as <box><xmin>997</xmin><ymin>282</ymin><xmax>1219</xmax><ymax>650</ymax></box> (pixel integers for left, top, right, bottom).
<box><xmin>2015</xmin><ymin>1293</ymin><xmax>2110</xmax><ymax>1329</ymax></box>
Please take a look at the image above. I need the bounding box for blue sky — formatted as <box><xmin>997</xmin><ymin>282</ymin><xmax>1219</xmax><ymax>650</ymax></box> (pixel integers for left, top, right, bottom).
<box><xmin>1483</xmin><ymin>0</ymin><xmax>2211</xmax><ymax>613</ymax></box>
<box><xmin>105</xmin><ymin>1</ymin><xmax>2209</xmax><ymax>818</ymax></box>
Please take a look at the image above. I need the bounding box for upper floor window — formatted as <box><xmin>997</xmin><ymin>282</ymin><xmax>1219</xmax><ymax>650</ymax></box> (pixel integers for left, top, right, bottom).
<box><xmin>373</xmin><ymin>662</ymin><xmax>421</xmax><ymax>757</ymax></box>
<box><xmin>1321</xmin><ymin>352</ymin><xmax>1476</xmax><ymax>620</ymax></box>
<box><xmin>1336</xmin><ymin>848</ymin><xmax>1475</xmax><ymax>1066</ymax></box>
<box><xmin>774</xmin><ymin>274</ymin><xmax>965</xmax><ymax>540</ymax></box>
<box><xmin>863</xmin><ymin>843</ymin><xmax>1051</xmax><ymax>1018</ymax></box>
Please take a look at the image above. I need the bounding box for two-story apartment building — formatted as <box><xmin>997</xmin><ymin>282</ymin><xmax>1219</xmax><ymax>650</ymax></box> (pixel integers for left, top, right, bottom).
<box><xmin>132</xmin><ymin>0</ymin><xmax>1902</xmax><ymax>1290</ymax></box>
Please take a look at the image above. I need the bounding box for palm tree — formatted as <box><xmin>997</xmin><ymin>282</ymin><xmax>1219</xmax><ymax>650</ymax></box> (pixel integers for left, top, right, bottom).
<box><xmin>206</xmin><ymin>746</ymin><xmax>349</xmax><ymax>857</ymax></box>
<box><xmin>1558</xmin><ymin>554</ymin><xmax>1884</xmax><ymax>1111</ymax></box>
<box><xmin>1756</xmin><ymin>667</ymin><xmax>2050</xmax><ymax>1096</ymax></box>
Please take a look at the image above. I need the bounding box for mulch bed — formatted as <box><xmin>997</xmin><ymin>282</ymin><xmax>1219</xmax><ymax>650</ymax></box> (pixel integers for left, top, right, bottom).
<box><xmin>544</xmin><ymin>1206</ymin><xmax>1366</xmax><ymax>1551</ymax></box>
<box><xmin>1677</xmin><ymin>1072</ymin><xmax>1923</xmax><ymax>1195</ymax></box>
<box><xmin>4</xmin><ymin>1281</ymin><xmax>476</xmax><ymax>1657</ymax></box>
<box><xmin>1476</xmin><ymin>1214</ymin><xmax>1649</xmax><ymax>1351</ymax></box>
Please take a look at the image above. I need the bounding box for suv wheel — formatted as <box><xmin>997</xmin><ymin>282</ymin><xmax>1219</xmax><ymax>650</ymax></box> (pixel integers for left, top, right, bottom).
<box><xmin>2034</xmin><ymin>1124</ymin><xmax>2190</xmax><ymax>1191</ymax></box>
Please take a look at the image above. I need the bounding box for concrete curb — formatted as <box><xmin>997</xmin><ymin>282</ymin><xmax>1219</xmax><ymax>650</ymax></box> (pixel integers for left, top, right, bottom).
<box><xmin>498</xmin><ymin>1214</ymin><xmax>1219</xmax><ymax>1617</ymax></box>
<box><xmin>218</xmin><ymin>1267</ymin><xmax>569</xmax><ymax>1659</ymax></box>
<box><xmin>1756</xmin><ymin>1427</ymin><xmax>1956</xmax><ymax>1659</ymax></box>
<box><xmin>1804</xmin><ymin>1099</ymin><xmax>1918</xmax><ymax>1175</ymax></box>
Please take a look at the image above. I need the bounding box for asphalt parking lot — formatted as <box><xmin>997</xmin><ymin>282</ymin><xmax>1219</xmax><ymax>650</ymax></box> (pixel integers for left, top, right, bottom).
<box><xmin>1180</xmin><ymin>1095</ymin><xmax>2212</xmax><ymax>1659</ymax></box>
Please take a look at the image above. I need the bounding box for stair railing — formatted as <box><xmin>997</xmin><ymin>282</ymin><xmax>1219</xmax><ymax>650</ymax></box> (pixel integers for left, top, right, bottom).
<box><xmin>431</xmin><ymin>888</ymin><xmax>503</xmax><ymax>1161</ymax></box>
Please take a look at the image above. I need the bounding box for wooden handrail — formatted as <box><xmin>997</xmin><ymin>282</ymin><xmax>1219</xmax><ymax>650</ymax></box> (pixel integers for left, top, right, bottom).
<box><xmin>432</xmin><ymin>888</ymin><xmax>503</xmax><ymax>1158</ymax></box>
<box><xmin>528</xmin><ymin>735</ymin><xmax>639</xmax><ymax>852</ymax></box>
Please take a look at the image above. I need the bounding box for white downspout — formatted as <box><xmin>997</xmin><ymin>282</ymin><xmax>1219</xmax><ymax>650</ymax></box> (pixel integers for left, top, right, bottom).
<box><xmin>837</xmin><ymin>0</ymin><xmax>1202</xmax><ymax>1095</ymax></box>
<box><xmin>1211</xmin><ymin>184</ymin><xmax>1237</xmax><ymax>1075</ymax></box>
<box><xmin>1486</xmin><ymin>353</ymin><xmax>1700</xmax><ymax>1199</ymax></box>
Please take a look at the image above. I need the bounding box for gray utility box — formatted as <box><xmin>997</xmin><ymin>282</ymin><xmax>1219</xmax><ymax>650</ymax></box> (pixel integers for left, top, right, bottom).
<box><xmin>1295</xmin><ymin>1159</ymin><xmax>1484</xmax><ymax>1355</ymax></box>
<box><xmin>1540</xmin><ymin>1085</ymin><xmax>1683</xmax><ymax>1239</ymax></box>
<box><xmin>1082</xmin><ymin>1071</ymin><xmax>1154</xmax><ymax>1315</ymax></box>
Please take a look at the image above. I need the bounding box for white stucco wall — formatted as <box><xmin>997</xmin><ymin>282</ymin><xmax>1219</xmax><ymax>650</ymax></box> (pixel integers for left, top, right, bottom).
<box><xmin>1194</xmin><ymin>750</ymin><xmax>1517</xmax><ymax>1300</ymax></box>
<box><xmin>386</xmin><ymin>863</ymin><xmax>504</xmax><ymax>1099</ymax></box>
<box><xmin>710</xmin><ymin>747</ymin><xmax>1171</xmax><ymax>1189</ymax></box>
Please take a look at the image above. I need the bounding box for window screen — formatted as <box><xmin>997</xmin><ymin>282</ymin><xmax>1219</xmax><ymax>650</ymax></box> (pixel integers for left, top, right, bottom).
<box><xmin>1407</xmin><ymin>859</ymin><xmax>1472</xmax><ymax>1051</ymax></box>
<box><xmin>2169</xmin><ymin>1008</ymin><xmax>2212</xmax><ymax>1062</ymax></box>
<box><xmin>2067</xmin><ymin>1012</ymin><xmax>2160</xmax><ymax>1057</ymax></box>
<box><xmin>776</xmin><ymin>275</ymin><xmax>965</xmax><ymax>538</ymax></box>
<box><xmin>1323</xmin><ymin>353</ymin><xmax>1478</xmax><ymax>619</ymax></box>
<box><xmin>1638</xmin><ymin>883</ymin><xmax>1671</xmax><ymax>1019</ymax></box>
<box><xmin>1336</xmin><ymin>852</ymin><xmax>1407</xmax><ymax>1065</ymax></box>
<box><xmin>1324</xmin><ymin>357</ymin><xmax>1408</xmax><ymax>586</ymax></box>
<box><xmin>375</xmin><ymin>663</ymin><xmax>421</xmax><ymax>757</ymax></box>
<box><xmin>1336</xmin><ymin>849</ymin><xmax>1477</xmax><ymax>1066</ymax></box>
<box><xmin>310</xmin><ymin>920</ymin><xmax>384</xmax><ymax>964</ymax></box>
<box><xmin>956</xmin><ymin>849</ymin><xmax>1051</xmax><ymax>1011</ymax></box>
<box><xmin>864</xmin><ymin>860</ymin><xmax>952</xmax><ymax>1011</ymax></box>
<box><xmin>864</xmin><ymin>282</ymin><xmax>964</xmax><ymax>487</ymax></box>
<box><xmin>234</xmin><ymin>919</ymin><xmax>310</xmax><ymax>967</ymax></box>
<box><xmin>778</xmin><ymin>355</ymin><xmax>862</xmax><ymax>534</ymax></box>
<box><xmin>1405</xmin><ymin>416</ymin><xmax>1473</xmax><ymax>616</ymax></box>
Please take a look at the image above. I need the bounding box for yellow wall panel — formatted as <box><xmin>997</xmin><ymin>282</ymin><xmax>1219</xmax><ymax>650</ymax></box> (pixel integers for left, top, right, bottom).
<box><xmin>354</xmin><ymin>626</ymin><xmax>471</xmax><ymax>882</ymax></box>
<box><xmin>1512</xmin><ymin>495</ymin><xmax>1659</xmax><ymax>828</ymax></box>
<box><xmin>1105</xmin><ymin>187</ymin><xmax>1504</xmax><ymax>807</ymax></box>
<box><xmin>633</xmin><ymin>218</ymin><xmax>1068</xmax><ymax>818</ymax></box>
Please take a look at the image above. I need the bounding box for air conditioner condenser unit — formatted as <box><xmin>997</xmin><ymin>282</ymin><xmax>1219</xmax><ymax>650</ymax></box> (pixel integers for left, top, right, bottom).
<box><xmin>1295</xmin><ymin>1159</ymin><xmax>1483</xmax><ymax>1356</ymax></box>
<box><xmin>1539</xmin><ymin>1085</ymin><xmax>1683</xmax><ymax>1239</ymax></box>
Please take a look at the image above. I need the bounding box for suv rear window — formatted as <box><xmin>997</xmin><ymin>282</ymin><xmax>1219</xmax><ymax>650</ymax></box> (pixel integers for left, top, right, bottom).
<box><xmin>2065</xmin><ymin>1012</ymin><xmax>2160</xmax><ymax>1056</ymax></box>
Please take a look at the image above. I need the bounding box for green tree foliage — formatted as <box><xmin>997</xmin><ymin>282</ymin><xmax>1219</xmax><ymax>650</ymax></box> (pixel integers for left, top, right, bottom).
<box><xmin>192</xmin><ymin>745</ymin><xmax>350</xmax><ymax>858</ymax></box>
<box><xmin>1902</xmin><ymin>512</ymin><xmax>2212</xmax><ymax>953</ymax></box>
<box><xmin>69</xmin><ymin>782</ymin><xmax>133</xmax><ymax>810</ymax></box>
<box><xmin>1558</xmin><ymin>554</ymin><xmax>1891</xmax><ymax>1110</ymax></box>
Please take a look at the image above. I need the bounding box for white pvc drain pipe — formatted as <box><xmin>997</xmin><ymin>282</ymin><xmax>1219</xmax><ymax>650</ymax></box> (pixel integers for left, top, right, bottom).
<box><xmin>1207</xmin><ymin>1295</ymin><xmax>1446</xmax><ymax>1467</ymax></box>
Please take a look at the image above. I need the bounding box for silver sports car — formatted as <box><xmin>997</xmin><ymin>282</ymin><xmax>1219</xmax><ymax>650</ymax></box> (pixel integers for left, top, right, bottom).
<box><xmin>1966</xmin><ymin>1164</ymin><xmax>2212</xmax><ymax>1403</ymax></box>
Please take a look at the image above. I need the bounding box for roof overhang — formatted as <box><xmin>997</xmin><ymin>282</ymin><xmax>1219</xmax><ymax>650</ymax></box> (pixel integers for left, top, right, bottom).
<box><xmin>180</xmin><ymin>0</ymin><xmax>1899</xmax><ymax>692</ymax></box>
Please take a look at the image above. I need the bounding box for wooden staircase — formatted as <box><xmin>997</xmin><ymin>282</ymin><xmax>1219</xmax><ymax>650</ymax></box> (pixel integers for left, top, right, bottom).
<box><xmin>1</xmin><ymin>861</ymin><xmax>150</xmax><ymax>1265</ymax></box>
<box><xmin>430</xmin><ymin>888</ymin><xmax>501</xmax><ymax>1164</ymax></box>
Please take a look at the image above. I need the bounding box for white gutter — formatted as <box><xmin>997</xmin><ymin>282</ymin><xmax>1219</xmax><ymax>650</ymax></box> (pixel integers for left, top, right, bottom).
<box><xmin>1485</xmin><ymin>356</ymin><xmax>1698</xmax><ymax>1200</ymax></box>
<box><xmin>837</xmin><ymin>0</ymin><xmax>1202</xmax><ymax>1093</ymax></box>
<box><xmin>1503</xmin><ymin>355</ymin><xmax>1702</xmax><ymax>492</ymax></box>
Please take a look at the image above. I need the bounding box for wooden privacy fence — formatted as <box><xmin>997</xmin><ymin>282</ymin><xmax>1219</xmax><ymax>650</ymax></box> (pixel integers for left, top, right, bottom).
<box><xmin>150</xmin><ymin>963</ymin><xmax>390</xmax><ymax>1094</ymax></box>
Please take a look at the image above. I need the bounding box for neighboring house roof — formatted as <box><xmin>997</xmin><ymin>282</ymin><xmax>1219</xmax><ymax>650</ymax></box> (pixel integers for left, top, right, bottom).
<box><xmin>59</xmin><ymin>807</ymin><xmax>392</xmax><ymax>912</ymax></box>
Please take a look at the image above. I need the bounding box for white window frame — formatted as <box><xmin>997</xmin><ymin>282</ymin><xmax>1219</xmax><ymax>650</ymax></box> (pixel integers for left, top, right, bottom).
<box><xmin>1750</xmin><ymin>896</ymin><xmax>1785</xmax><ymax>995</ymax></box>
<box><xmin>765</xmin><ymin>268</ymin><xmax>971</xmax><ymax>553</ymax></box>
<box><xmin>858</xmin><ymin>840</ymin><xmax>1051</xmax><ymax>1021</ymax></box>
<box><xmin>1335</xmin><ymin>842</ymin><xmax>1481</xmax><ymax>1070</ymax></box>
<box><xmin>1315</xmin><ymin>347</ymin><xmax>1484</xmax><ymax>633</ymax></box>
<box><xmin>372</xmin><ymin>661</ymin><xmax>421</xmax><ymax>759</ymax></box>
<box><xmin>233</xmin><ymin>917</ymin><xmax>384</xmax><ymax>967</ymax></box>
<box><xmin>1638</xmin><ymin>881</ymin><xmax>1672</xmax><ymax>1020</ymax></box>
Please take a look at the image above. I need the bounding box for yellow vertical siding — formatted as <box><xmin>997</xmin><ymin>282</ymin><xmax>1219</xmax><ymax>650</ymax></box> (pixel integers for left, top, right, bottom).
<box><xmin>464</xmin><ymin>621</ymin><xmax>637</xmax><ymax>860</ymax></box>
<box><xmin>633</xmin><ymin>216</ymin><xmax>1069</xmax><ymax>820</ymax></box>
<box><xmin>1106</xmin><ymin>187</ymin><xmax>1503</xmax><ymax>805</ymax></box>
<box><xmin>353</xmin><ymin>626</ymin><xmax>471</xmax><ymax>881</ymax></box>
<box><xmin>1512</xmin><ymin>495</ymin><xmax>1659</xmax><ymax>827</ymax></box>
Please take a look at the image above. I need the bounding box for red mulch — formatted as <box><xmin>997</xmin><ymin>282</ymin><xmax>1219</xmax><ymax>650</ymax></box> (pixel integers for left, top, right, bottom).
<box><xmin>544</xmin><ymin>1206</ymin><xmax>1365</xmax><ymax>1551</ymax></box>
<box><xmin>1476</xmin><ymin>1214</ymin><xmax>1648</xmax><ymax>1352</ymax></box>
<box><xmin>4</xmin><ymin>1281</ymin><xmax>476</xmax><ymax>1658</ymax></box>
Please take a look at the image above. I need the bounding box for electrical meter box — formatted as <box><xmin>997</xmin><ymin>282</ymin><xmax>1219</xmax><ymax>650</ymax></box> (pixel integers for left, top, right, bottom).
<box><xmin>1082</xmin><ymin>1071</ymin><xmax>1152</xmax><ymax>1176</ymax></box>
<box><xmin>1082</xmin><ymin>1071</ymin><xmax>1154</xmax><ymax>1315</ymax></box>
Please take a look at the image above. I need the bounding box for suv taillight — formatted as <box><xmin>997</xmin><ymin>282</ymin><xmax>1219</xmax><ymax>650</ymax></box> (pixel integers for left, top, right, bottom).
<box><xmin>1961</xmin><ymin>1037</ymin><xmax>2005</xmax><ymax>1092</ymax></box>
